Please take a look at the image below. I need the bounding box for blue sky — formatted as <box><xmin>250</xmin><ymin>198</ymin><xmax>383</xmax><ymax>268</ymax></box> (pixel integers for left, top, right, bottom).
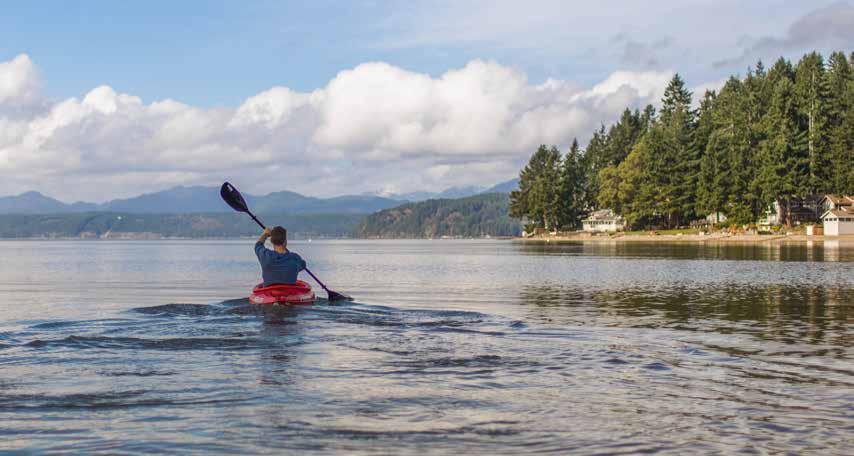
<box><xmin>1</xmin><ymin>1</ymin><xmax>852</xmax><ymax>200</ymax></box>
<box><xmin>4</xmin><ymin>0</ymin><xmax>841</xmax><ymax>106</ymax></box>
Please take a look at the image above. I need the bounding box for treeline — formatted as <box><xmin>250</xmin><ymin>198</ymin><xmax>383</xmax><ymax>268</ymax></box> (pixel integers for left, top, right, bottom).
<box><xmin>511</xmin><ymin>50</ymin><xmax>854</xmax><ymax>230</ymax></box>
<box><xmin>356</xmin><ymin>193</ymin><xmax>521</xmax><ymax>238</ymax></box>
<box><xmin>0</xmin><ymin>213</ymin><xmax>364</xmax><ymax>239</ymax></box>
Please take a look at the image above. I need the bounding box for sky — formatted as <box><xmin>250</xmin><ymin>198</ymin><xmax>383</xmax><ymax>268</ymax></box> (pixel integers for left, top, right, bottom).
<box><xmin>1</xmin><ymin>0</ymin><xmax>852</xmax><ymax>202</ymax></box>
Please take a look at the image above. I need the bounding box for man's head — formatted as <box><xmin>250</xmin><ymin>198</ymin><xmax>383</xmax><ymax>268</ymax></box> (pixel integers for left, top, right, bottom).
<box><xmin>270</xmin><ymin>226</ymin><xmax>287</xmax><ymax>246</ymax></box>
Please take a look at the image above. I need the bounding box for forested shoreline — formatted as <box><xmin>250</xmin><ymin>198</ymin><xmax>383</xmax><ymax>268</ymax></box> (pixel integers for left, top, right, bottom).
<box><xmin>511</xmin><ymin>50</ymin><xmax>854</xmax><ymax>231</ymax></box>
<box><xmin>356</xmin><ymin>193</ymin><xmax>520</xmax><ymax>239</ymax></box>
<box><xmin>0</xmin><ymin>213</ymin><xmax>364</xmax><ymax>239</ymax></box>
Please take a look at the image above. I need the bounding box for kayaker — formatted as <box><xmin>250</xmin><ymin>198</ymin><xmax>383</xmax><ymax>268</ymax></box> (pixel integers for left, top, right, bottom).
<box><xmin>255</xmin><ymin>227</ymin><xmax>306</xmax><ymax>286</ymax></box>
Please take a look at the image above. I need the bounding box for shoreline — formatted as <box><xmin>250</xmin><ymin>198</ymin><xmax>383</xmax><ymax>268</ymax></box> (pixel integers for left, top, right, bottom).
<box><xmin>514</xmin><ymin>232</ymin><xmax>854</xmax><ymax>245</ymax></box>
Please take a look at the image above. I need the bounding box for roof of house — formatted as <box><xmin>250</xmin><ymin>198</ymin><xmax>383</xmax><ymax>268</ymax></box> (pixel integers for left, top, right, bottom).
<box><xmin>821</xmin><ymin>195</ymin><xmax>854</xmax><ymax>206</ymax></box>
<box><xmin>583</xmin><ymin>209</ymin><xmax>624</xmax><ymax>222</ymax></box>
<box><xmin>821</xmin><ymin>207</ymin><xmax>854</xmax><ymax>219</ymax></box>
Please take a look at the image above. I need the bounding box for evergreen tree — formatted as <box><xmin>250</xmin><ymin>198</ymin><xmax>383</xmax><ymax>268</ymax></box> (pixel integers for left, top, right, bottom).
<box><xmin>848</xmin><ymin>53</ymin><xmax>854</xmax><ymax>193</ymax></box>
<box><xmin>694</xmin><ymin>90</ymin><xmax>718</xmax><ymax>219</ymax></box>
<box><xmin>767</xmin><ymin>57</ymin><xmax>795</xmax><ymax>85</ymax></box>
<box><xmin>659</xmin><ymin>74</ymin><xmax>694</xmax><ymax>125</ymax></box>
<box><xmin>582</xmin><ymin>125</ymin><xmax>609</xmax><ymax>209</ymax></box>
<box><xmin>596</xmin><ymin>164</ymin><xmax>622</xmax><ymax>215</ymax></box>
<box><xmin>794</xmin><ymin>52</ymin><xmax>831</xmax><ymax>193</ymax></box>
<box><xmin>640</xmin><ymin>104</ymin><xmax>656</xmax><ymax>131</ymax></box>
<box><xmin>557</xmin><ymin>139</ymin><xmax>587</xmax><ymax>229</ymax></box>
<box><xmin>825</xmin><ymin>51</ymin><xmax>853</xmax><ymax>193</ymax></box>
<box><xmin>604</xmin><ymin>109</ymin><xmax>643</xmax><ymax>166</ymax></box>
<box><xmin>618</xmin><ymin>132</ymin><xmax>670</xmax><ymax>226</ymax></box>
<box><xmin>637</xmin><ymin>73</ymin><xmax>698</xmax><ymax>228</ymax></box>
<box><xmin>510</xmin><ymin>145</ymin><xmax>562</xmax><ymax>230</ymax></box>
<box><xmin>709</xmin><ymin>77</ymin><xmax>758</xmax><ymax>224</ymax></box>
<box><xmin>753</xmin><ymin>77</ymin><xmax>809</xmax><ymax>225</ymax></box>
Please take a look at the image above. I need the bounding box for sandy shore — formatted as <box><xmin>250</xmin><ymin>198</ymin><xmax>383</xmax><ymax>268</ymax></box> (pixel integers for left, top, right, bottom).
<box><xmin>515</xmin><ymin>232</ymin><xmax>854</xmax><ymax>245</ymax></box>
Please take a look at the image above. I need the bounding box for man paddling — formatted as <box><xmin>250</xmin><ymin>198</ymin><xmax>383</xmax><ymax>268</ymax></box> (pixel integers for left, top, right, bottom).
<box><xmin>255</xmin><ymin>226</ymin><xmax>306</xmax><ymax>286</ymax></box>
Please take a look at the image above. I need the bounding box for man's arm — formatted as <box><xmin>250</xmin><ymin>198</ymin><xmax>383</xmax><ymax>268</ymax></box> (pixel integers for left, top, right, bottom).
<box><xmin>257</xmin><ymin>228</ymin><xmax>271</xmax><ymax>245</ymax></box>
<box><xmin>255</xmin><ymin>228</ymin><xmax>271</xmax><ymax>261</ymax></box>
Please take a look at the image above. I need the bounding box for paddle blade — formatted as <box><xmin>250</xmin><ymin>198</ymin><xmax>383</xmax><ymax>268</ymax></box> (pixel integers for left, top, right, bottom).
<box><xmin>220</xmin><ymin>182</ymin><xmax>249</xmax><ymax>213</ymax></box>
<box><xmin>326</xmin><ymin>290</ymin><xmax>352</xmax><ymax>302</ymax></box>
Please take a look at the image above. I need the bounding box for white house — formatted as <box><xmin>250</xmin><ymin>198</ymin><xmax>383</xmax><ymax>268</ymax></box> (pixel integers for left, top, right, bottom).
<box><xmin>819</xmin><ymin>195</ymin><xmax>854</xmax><ymax>236</ymax></box>
<box><xmin>582</xmin><ymin>209</ymin><xmax>626</xmax><ymax>233</ymax></box>
<box><xmin>821</xmin><ymin>207</ymin><xmax>854</xmax><ymax>236</ymax></box>
<box><xmin>820</xmin><ymin>195</ymin><xmax>854</xmax><ymax>212</ymax></box>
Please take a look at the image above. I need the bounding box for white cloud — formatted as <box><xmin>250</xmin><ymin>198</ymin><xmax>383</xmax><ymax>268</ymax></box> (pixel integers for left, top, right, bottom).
<box><xmin>0</xmin><ymin>53</ymin><xmax>677</xmax><ymax>201</ymax></box>
<box><xmin>0</xmin><ymin>54</ymin><xmax>43</xmax><ymax>116</ymax></box>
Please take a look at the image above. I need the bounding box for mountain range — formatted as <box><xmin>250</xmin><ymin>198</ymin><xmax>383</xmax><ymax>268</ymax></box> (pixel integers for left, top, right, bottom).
<box><xmin>0</xmin><ymin>178</ymin><xmax>519</xmax><ymax>215</ymax></box>
<box><xmin>368</xmin><ymin>178</ymin><xmax>519</xmax><ymax>202</ymax></box>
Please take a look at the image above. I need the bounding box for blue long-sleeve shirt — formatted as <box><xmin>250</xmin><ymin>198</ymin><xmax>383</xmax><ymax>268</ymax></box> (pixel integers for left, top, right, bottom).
<box><xmin>255</xmin><ymin>242</ymin><xmax>306</xmax><ymax>286</ymax></box>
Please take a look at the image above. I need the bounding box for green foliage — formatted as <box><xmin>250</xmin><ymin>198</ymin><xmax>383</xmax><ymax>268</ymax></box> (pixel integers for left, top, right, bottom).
<box><xmin>825</xmin><ymin>51</ymin><xmax>854</xmax><ymax>193</ymax></box>
<box><xmin>557</xmin><ymin>139</ymin><xmax>587</xmax><ymax>229</ymax></box>
<box><xmin>754</xmin><ymin>77</ymin><xmax>809</xmax><ymax>223</ymax></box>
<box><xmin>511</xmin><ymin>49</ymin><xmax>853</xmax><ymax>231</ymax></box>
<box><xmin>510</xmin><ymin>145</ymin><xmax>562</xmax><ymax>230</ymax></box>
<box><xmin>794</xmin><ymin>52</ymin><xmax>832</xmax><ymax>193</ymax></box>
<box><xmin>356</xmin><ymin>193</ymin><xmax>520</xmax><ymax>238</ymax></box>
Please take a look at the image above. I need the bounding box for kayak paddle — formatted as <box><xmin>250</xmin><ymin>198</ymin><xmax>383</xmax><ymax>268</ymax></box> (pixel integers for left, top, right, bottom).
<box><xmin>220</xmin><ymin>181</ymin><xmax>352</xmax><ymax>302</ymax></box>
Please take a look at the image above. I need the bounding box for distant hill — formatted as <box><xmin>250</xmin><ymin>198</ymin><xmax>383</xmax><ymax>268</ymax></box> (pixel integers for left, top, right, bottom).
<box><xmin>371</xmin><ymin>178</ymin><xmax>518</xmax><ymax>202</ymax></box>
<box><xmin>0</xmin><ymin>191</ymin><xmax>97</xmax><ymax>214</ymax></box>
<box><xmin>482</xmin><ymin>178</ymin><xmax>519</xmax><ymax>194</ymax></box>
<box><xmin>0</xmin><ymin>186</ymin><xmax>402</xmax><ymax>215</ymax></box>
<box><xmin>0</xmin><ymin>212</ymin><xmax>363</xmax><ymax>239</ymax></box>
<box><xmin>355</xmin><ymin>193</ymin><xmax>521</xmax><ymax>239</ymax></box>
<box><xmin>375</xmin><ymin>186</ymin><xmax>485</xmax><ymax>202</ymax></box>
<box><xmin>435</xmin><ymin>185</ymin><xmax>486</xmax><ymax>199</ymax></box>
<box><xmin>101</xmin><ymin>186</ymin><xmax>229</xmax><ymax>213</ymax></box>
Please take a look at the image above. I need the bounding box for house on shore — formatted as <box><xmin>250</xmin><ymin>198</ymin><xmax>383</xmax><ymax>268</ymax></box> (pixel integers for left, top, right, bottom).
<box><xmin>582</xmin><ymin>209</ymin><xmax>626</xmax><ymax>233</ymax></box>
<box><xmin>759</xmin><ymin>196</ymin><xmax>823</xmax><ymax>228</ymax></box>
<box><xmin>820</xmin><ymin>195</ymin><xmax>854</xmax><ymax>236</ymax></box>
<box><xmin>705</xmin><ymin>212</ymin><xmax>728</xmax><ymax>225</ymax></box>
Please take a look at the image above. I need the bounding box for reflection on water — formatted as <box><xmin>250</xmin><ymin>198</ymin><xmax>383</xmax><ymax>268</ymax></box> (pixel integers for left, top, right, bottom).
<box><xmin>519</xmin><ymin>284</ymin><xmax>851</xmax><ymax>349</ymax></box>
<box><xmin>519</xmin><ymin>239</ymin><xmax>854</xmax><ymax>262</ymax></box>
<box><xmin>0</xmin><ymin>240</ymin><xmax>852</xmax><ymax>454</ymax></box>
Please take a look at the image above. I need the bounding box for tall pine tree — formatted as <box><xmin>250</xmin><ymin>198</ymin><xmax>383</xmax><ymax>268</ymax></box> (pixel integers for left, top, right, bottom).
<box><xmin>794</xmin><ymin>52</ymin><xmax>831</xmax><ymax>193</ymax></box>
<box><xmin>582</xmin><ymin>125</ymin><xmax>610</xmax><ymax>209</ymax></box>
<box><xmin>825</xmin><ymin>51</ymin><xmax>853</xmax><ymax>193</ymax></box>
<box><xmin>694</xmin><ymin>90</ymin><xmax>720</xmax><ymax>220</ymax></box>
<box><xmin>636</xmin><ymin>74</ymin><xmax>698</xmax><ymax>228</ymax></box>
<box><xmin>754</xmin><ymin>77</ymin><xmax>809</xmax><ymax>225</ymax></box>
<box><xmin>557</xmin><ymin>139</ymin><xmax>587</xmax><ymax>229</ymax></box>
<box><xmin>510</xmin><ymin>145</ymin><xmax>562</xmax><ymax>231</ymax></box>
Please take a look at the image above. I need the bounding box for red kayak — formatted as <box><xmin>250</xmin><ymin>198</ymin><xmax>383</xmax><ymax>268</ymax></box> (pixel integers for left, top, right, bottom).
<box><xmin>249</xmin><ymin>280</ymin><xmax>316</xmax><ymax>305</ymax></box>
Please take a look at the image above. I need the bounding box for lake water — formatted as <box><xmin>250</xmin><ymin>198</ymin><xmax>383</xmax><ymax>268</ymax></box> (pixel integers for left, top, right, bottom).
<box><xmin>1</xmin><ymin>239</ymin><xmax>852</xmax><ymax>454</ymax></box>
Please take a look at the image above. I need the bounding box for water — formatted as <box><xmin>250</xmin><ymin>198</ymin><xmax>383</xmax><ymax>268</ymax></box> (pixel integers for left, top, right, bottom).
<box><xmin>1</xmin><ymin>240</ymin><xmax>852</xmax><ymax>454</ymax></box>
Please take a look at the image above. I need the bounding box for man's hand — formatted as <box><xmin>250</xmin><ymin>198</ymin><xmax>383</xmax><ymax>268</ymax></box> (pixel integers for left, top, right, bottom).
<box><xmin>258</xmin><ymin>228</ymin><xmax>271</xmax><ymax>244</ymax></box>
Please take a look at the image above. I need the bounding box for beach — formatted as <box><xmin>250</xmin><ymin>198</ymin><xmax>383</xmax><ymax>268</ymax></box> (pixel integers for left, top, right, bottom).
<box><xmin>517</xmin><ymin>232</ymin><xmax>854</xmax><ymax>244</ymax></box>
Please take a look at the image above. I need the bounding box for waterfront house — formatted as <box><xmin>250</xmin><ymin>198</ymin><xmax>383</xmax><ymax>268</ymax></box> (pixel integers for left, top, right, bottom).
<box><xmin>820</xmin><ymin>196</ymin><xmax>854</xmax><ymax>236</ymax></box>
<box><xmin>819</xmin><ymin>195</ymin><xmax>854</xmax><ymax>212</ymax></box>
<box><xmin>582</xmin><ymin>209</ymin><xmax>625</xmax><ymax>233</ymax></box>
<box><xmin>821</xmin><ymin>207</ymin><xmax>854</xmax><ymax>235</ymax></box>
<box><xmin>759</xmin><ymin>196</ymin><xmax>823</xmax><ymax>228</ymax></box>
<box><xmin>705</xmin><ymin>212</ymin><xmax>728</xmax><ymax>225</ymax></box>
